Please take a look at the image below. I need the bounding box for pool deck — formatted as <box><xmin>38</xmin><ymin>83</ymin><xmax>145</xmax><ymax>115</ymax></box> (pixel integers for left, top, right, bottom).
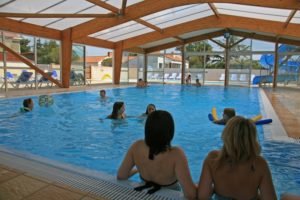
<box><xmin>0</xmin><ymin>84</ymin><xmax>300</xmax><ymax>199</ymax></box>
<box><xmin>0</xmin><ymin>164</ymin><xmax>106</xmax><ymax>200</ymax></box>
<box><xmin>263</xmin><ymin>87</ymin><xmax>300</xmax><ymax>139</ymax></box>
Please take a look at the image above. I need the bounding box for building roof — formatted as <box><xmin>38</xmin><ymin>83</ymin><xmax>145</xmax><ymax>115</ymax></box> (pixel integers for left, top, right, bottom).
<box><xmin>1</xmin><ymin>1</ymin><xmax>300</xmax><ymax>53</ymax></box>
<box><xmin>85</xmin><ymin>56</ymin><xmax>108</xmax><ymax>63</ymax></box>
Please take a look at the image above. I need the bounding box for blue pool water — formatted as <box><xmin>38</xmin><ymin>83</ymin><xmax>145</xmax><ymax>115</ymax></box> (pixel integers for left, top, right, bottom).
<box><xmin>0</xmin><ymin>85</ymin><xmax>299</xmax><ymax>196</ymax></box>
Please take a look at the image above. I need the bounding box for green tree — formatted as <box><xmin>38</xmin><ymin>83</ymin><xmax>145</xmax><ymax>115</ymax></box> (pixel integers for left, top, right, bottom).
<box><xmin>102</xmin><ymin>57</ymin><xmax>112</xmax><ymax>67</ymax></box>
<box><xmin>37</xmin><ymin>39</ymin><xmax>60</xmax><ymax>64</ymax></box>
<box><xmin>20</xmin><ymin>38</ymin><xmax>31</xmax><ymax>53</ymax></box>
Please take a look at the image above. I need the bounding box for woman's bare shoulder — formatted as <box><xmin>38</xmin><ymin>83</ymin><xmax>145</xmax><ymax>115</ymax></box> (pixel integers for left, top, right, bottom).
<box><xmin>254</xmin><ymin>156</ymin><xmax>269</xmax><ymax>169</ymax></box>
<box><xmin>207</xmin><ymin>150</ymin><xmax>220</xmax><ymax>159</ymax></box>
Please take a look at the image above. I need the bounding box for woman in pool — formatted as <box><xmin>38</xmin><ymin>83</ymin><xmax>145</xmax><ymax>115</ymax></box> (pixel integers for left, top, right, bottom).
<box><xmin>141</xmin><ymin>104</ymin><xmax>156</xmax><ymax>117</ymax></box>
<box><xmin>107</xmin><ymin>101</ymin><xmax>126</xmax><ymax>119</ymax></box>
<box><xmin>117</xmin><ymin>110</ymin><xmax>196</xmax><ymax>200</ymax></box>
<box><xmin>198</xmin><ymin>116</ymin><xmax>277</xmax><ymax>200</ymax></box>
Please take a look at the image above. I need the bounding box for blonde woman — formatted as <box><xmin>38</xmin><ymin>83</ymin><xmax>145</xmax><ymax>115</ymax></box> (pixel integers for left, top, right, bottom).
<box><xmin>198</xmin><ymin>116</ymin><xmax>277</xmax><ymax>200</ymax></box>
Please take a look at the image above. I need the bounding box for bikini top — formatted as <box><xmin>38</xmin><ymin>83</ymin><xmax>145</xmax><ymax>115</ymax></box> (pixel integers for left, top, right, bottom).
<box><xmin>134</xmin><ymin>175</ymin><xmax>178</xmax><ymax>194</ymax></box>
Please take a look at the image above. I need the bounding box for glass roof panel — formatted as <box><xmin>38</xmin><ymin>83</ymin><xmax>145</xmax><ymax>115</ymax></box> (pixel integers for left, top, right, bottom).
<box><xmin>215</xmin><ymin>3</ymin><xmax>290</xmax><ymax>22</ymax></box>
<box><xmin>158</xmin><ymin>10</ymin><xmax>213</xmax><ymax>29</ymax></box>
<box><xmin>0</xmin><ymin>0</ymin><xmax>62</xmax><ymax>13</ymax></box>
<box><xmin>92</xmin><ymin>21</ymin><xmax>152</xmax><ymax>41</ymax></box>
<box><xmin>103</xmin><ymin>28</ymin><xmax>153</xmax><ymax>42</ymax></box>
<box><xmin>44</xmin><ymin>6</ymin><xmax>109</xmax><ymax>30</ymax></box>
<box><xmin>105</xmin><ymin>0</ymin><xmax>143</xmax><ymax>9</ymax></box>
<box><xmin>141</xmin><ymin>4</ymin><xmax>213</xmax><ymax>29</ymax></box>
<box><xmin>48</xmin><ymin>18</ymin><xmax>93</xmax><ymax>30</ymax></box>
<box><xmin>89</xmin><ymin>21</ymin><xmax>137</xmax><ymax>37</ymax></box>
<box><xmin>291</xmin><ymin>11</ymin><xmax>300</xmax><ymax>24</ymax></box>
<box><xmin>0</xmin><ymin>0</ymin><xmax>13</xmax><ymax>7</ymax></box>
<box><xmin>22</xmin><ymin>18</ymin><xmax>61</xmax><ymax>26</ymax></box>
<box><xmin>40</xmin><ymin>0</ymin><xmax>94</xmax><ymax>13</ymax></box>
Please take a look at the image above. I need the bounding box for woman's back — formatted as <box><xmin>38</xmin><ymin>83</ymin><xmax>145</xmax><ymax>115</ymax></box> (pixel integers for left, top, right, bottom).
<box><xmin>198</xmin><ymin>116</ymin><xmax>276</xmax><ymax>200</ymax></box>
<box><xmin>132</xmin><ymin>140</ymin><xmax>179</xmax><ymax>185</ymax></box>
<box><xmin>206</xmin><ymin>151</ymin><xmax>271</xmax><ymax>199</ymax></box>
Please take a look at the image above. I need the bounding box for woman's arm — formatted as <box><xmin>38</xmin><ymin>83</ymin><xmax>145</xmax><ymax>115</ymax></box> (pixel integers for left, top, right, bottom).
<box><xmin>175</xmin><ymin>148</ymin><xmax>197</xmax><ymax>200</ymax></box>
<box><xmin>198</xmin><ymin>154</ymin><xmax>214</xmax><ymax>200</ymax></box>
<box><xmin>117</xmin><ymin>142</ymin><xmax>137</xmax><ymax>180</ymax></box>
<box><xmin>259</xmin><ymin>158</ymin><xmax>277</xmax><ymax>200</ymax></box>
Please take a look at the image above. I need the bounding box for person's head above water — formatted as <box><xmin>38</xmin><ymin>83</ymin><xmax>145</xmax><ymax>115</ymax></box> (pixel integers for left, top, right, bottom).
<box><xmin>223</xmin><ymin>108</ymin><xmax>236</xmax><ymax>122</ymax></box>
<box><xmin>100</xmin><ymin>89</ymin><xmax>106</xmax><ymax>98</ymax></box>
<box><xmin>145</xmin><ymin>104</ymin><xmax>156</xmax><ymax>115</ymax></box>
<box><xmin>23</xmin><ymin>98</ymin><xmax>34</xmax><ymax>111</ymax></box>
<box><xmin>145</xmin><ymin>110</ymin><xmax>174</xmax><ymax>160</ymax></box>
<box><xmin>109</xmin><ymin>101</ymin><xmax>125</xmax><ymax>119</ymax></box>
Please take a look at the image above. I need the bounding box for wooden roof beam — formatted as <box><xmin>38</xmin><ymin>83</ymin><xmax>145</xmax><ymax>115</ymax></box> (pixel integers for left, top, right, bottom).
<box><xmin>134</xmin><ymin>19</ymin><xmax>184</xmax><ymax>43</ymax></box>
<box><xmin>120</xmin><ymin>0</ymin><xmax>127</xmax><ymax>15</ymax></box>
<box><xmin>230</xmin><ymin>30</ymin><xmax>300</xmax><ymax>47</ymax></box>
<box><xmin>0</xmin><ymin>17</ymin><xmax>61</xmax><ymax>40</ymax></box>
<box><xmin>72</xmin><ymin>0</ymin><xmax>300</xmax><ymax>40</ymax></box>
<box><xmin>122</xmin><ymin>15</ymin><xmax>300</xmax><ymax>49</ymax></box>
<box><xmin>0</xmin><ymin>12</ymin><xmax>116</xmax><ymax>18</ymax></box>
<box><xmin>86</xmin><ymin>0</ymin><xmax>119</xmax><ymax>14</ymax></box>
<box><xmin>144</xmin><ymin>30</ymin><xmax>225</xmax><ymax>53</ymax></box>
<box><xmin>74</xmin><ymin>37</ymin><xmax>115</xmax><ymax>49</ymax></box>
<box><xmin>284</xmin><ymin>10</ymin><xmax>297</xmax><ymax>28</ymax></box>
<box><xmin>208</xmin><ymin>3</ymin><xmax>219</xmax><ymax>18</ymax></box>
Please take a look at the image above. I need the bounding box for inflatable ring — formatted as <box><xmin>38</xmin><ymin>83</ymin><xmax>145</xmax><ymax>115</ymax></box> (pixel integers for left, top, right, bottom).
<box><xmin>208</xmin><ymin>107</ymin><xmax>272</xmax><ymax>125</ymax></box>
<box><xmin>39</xmin><ymin>95</ymin><xmax>54</xmax><ymax>107</ymax></box>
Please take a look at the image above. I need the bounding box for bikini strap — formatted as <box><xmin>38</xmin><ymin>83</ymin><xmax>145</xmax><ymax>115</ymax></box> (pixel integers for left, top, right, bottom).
<box><xmin>134</xmin><ymin>181</ymin><xmax>161</xmax><ymax>194</ymax></box>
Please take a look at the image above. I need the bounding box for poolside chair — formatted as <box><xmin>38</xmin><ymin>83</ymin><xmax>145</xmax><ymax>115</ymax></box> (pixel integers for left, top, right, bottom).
<box><xmin>239</xmin><ymin>74</ymin><xmax>247</xmax><ymax>81</ymax></box>
<box><xmin>163</xmin><ymin>73</ymin><xmax>170</xmax><ymax>80</ymax></box>
<box><xmin>230</xmin><ymin>74</ymin><xmax>238</xmax><ymax>81</ymax></box>
<box><xmin>168</xmin><ymin>73</ymin><xmax>177</xmax><ymax>80</ymax></box>
<box><xmin>1</xmin><ymin>72</ymin><xmax>15</xmax><ymax>88</ymax></box>
<box><xmin>70</xmin><ymin>70</ymin><xmax>84</xmax><ymax>85</ymax></box>
<box><xmin>176</xmin><ymin>73</ymin><xmax>182</xmax><ymax>80</ymax></box>
<box><xmin>11</xmin><ymin>71</ymin><xmax>33</xmax><ymax>88</ymax></box>
<box><xmin>219</xmin><ymin>73</ymin><xmax>225</xmax><ymax>81</ymax></box>
<box><xmin>38</xmin><ymin>72</ymin><xmax>55</xmax><ymax>87</ymax></box>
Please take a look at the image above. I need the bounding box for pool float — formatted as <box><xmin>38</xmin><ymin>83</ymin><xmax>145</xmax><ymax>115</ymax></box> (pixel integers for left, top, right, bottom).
<box><xmin>39</xmin><ymin>95</ymin><xmax>54</xmax><ymax>107</ymax></box>
<box><xmin>208</xmin><ymin>107</ymin><xmax>272</xmax><ymax>125</ymax></box>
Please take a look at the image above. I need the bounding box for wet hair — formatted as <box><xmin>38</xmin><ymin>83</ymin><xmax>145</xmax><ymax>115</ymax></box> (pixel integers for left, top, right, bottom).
<box><xmin>219</xmin><ymin>116</ymin><xmax>261</xmax><ymax>165</ymax></box>
<box><xmin>145</xmin><ymin>110</ymin><xmax>174</xmax><ymax>160</ymax></box>
<box><xmin>100</xmin><ymin>89</ymin><xmax>106</xmax><ymax>94</ymax></box>
<box><xmin>145</xmin><ymin>104</ymin><xmax>156</xmax><ymax>115</ymax></box>
<box><xmin>223</xmin><ymin>108</ymin><xmax>236</xmax><ymax>120</ymax></box>
<box><xmin>23</xmin><ymin>98</ymin><xmax>32</xmax><ymax>108</ymax></box>
<box><xmin>110</xmin><ymin>101</ymin><xmax>124</xmax><ymax>119</ymax></box>
<box><xmin>138</xmin><ymin>78</ymin><xmax>143</xmax><ymax>81</ymax></box>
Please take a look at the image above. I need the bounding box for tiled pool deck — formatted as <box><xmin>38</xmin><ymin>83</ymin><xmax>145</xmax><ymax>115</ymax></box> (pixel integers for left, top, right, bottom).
<box><xmin>0</xmin><ymin>84</ymin><xmax>299</xmax><ymax>199</ymax></box>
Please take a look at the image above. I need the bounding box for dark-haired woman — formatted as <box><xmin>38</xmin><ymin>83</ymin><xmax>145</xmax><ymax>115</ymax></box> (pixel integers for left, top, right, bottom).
<box><xmin>107</xmin><ymin>101</ymin><xmax>126</xmax><ymax>119</ymax></box>
<box><xmin>117</xmin><ymin>110</ymin><xmax>196</xmax><ymax>200</ymax></box>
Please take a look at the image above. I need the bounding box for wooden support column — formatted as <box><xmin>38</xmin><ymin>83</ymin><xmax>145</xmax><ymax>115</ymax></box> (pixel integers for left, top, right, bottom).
<box><xmin>181</xmin><ymin>45</ymin><xmax>185</xmax><ymax>85</ymax></box>
<box><xmin>61</xmin><ymin>29</ymin><xmax>72</xmax><ymax>88</ymax></box>
<box><xmin>144</xmin><ymin>54</ymin><xmax>148</xmax><ymax>81</ymax></box>
<box><xmin>114</xmin><ymin>42</ymin><xmax>123</xmax><ymax>84</ymax></box>
<box><xmin>273</xmin><ymin>41</ymin><xmax>279</xmax><ymax>88</ymax></box>
<box><xmin>224</xmin><ymin>37</ymin><xmax>230</xmax><ymax>87</ymax></box>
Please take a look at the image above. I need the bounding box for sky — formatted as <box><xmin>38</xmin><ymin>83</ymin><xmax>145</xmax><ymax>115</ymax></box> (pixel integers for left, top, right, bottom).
<box><xmin>86</xmin><ymin>46</ymin><xmax>112</xmax><ymax>57</ymax></box>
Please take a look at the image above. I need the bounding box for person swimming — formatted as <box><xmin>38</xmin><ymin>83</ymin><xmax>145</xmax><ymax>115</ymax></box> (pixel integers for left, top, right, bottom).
<box><xmin>140</xmin><ymin>104</ymin><xmax>156</xmax><ymax>117</ymax></box>
<box><xmin>213</xmin><ymin>108</ymin><xmax>235</xmax><ymax>125</ymax></box>
<box><xmin>107</xmin><ymin>101</ymin><xmax>126</xmax><ymax>119</ymax></box>
<box><xmin>20</xmin><ymin>98</ymin><xmax>34</xmax><ymax>112</ymax></box>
